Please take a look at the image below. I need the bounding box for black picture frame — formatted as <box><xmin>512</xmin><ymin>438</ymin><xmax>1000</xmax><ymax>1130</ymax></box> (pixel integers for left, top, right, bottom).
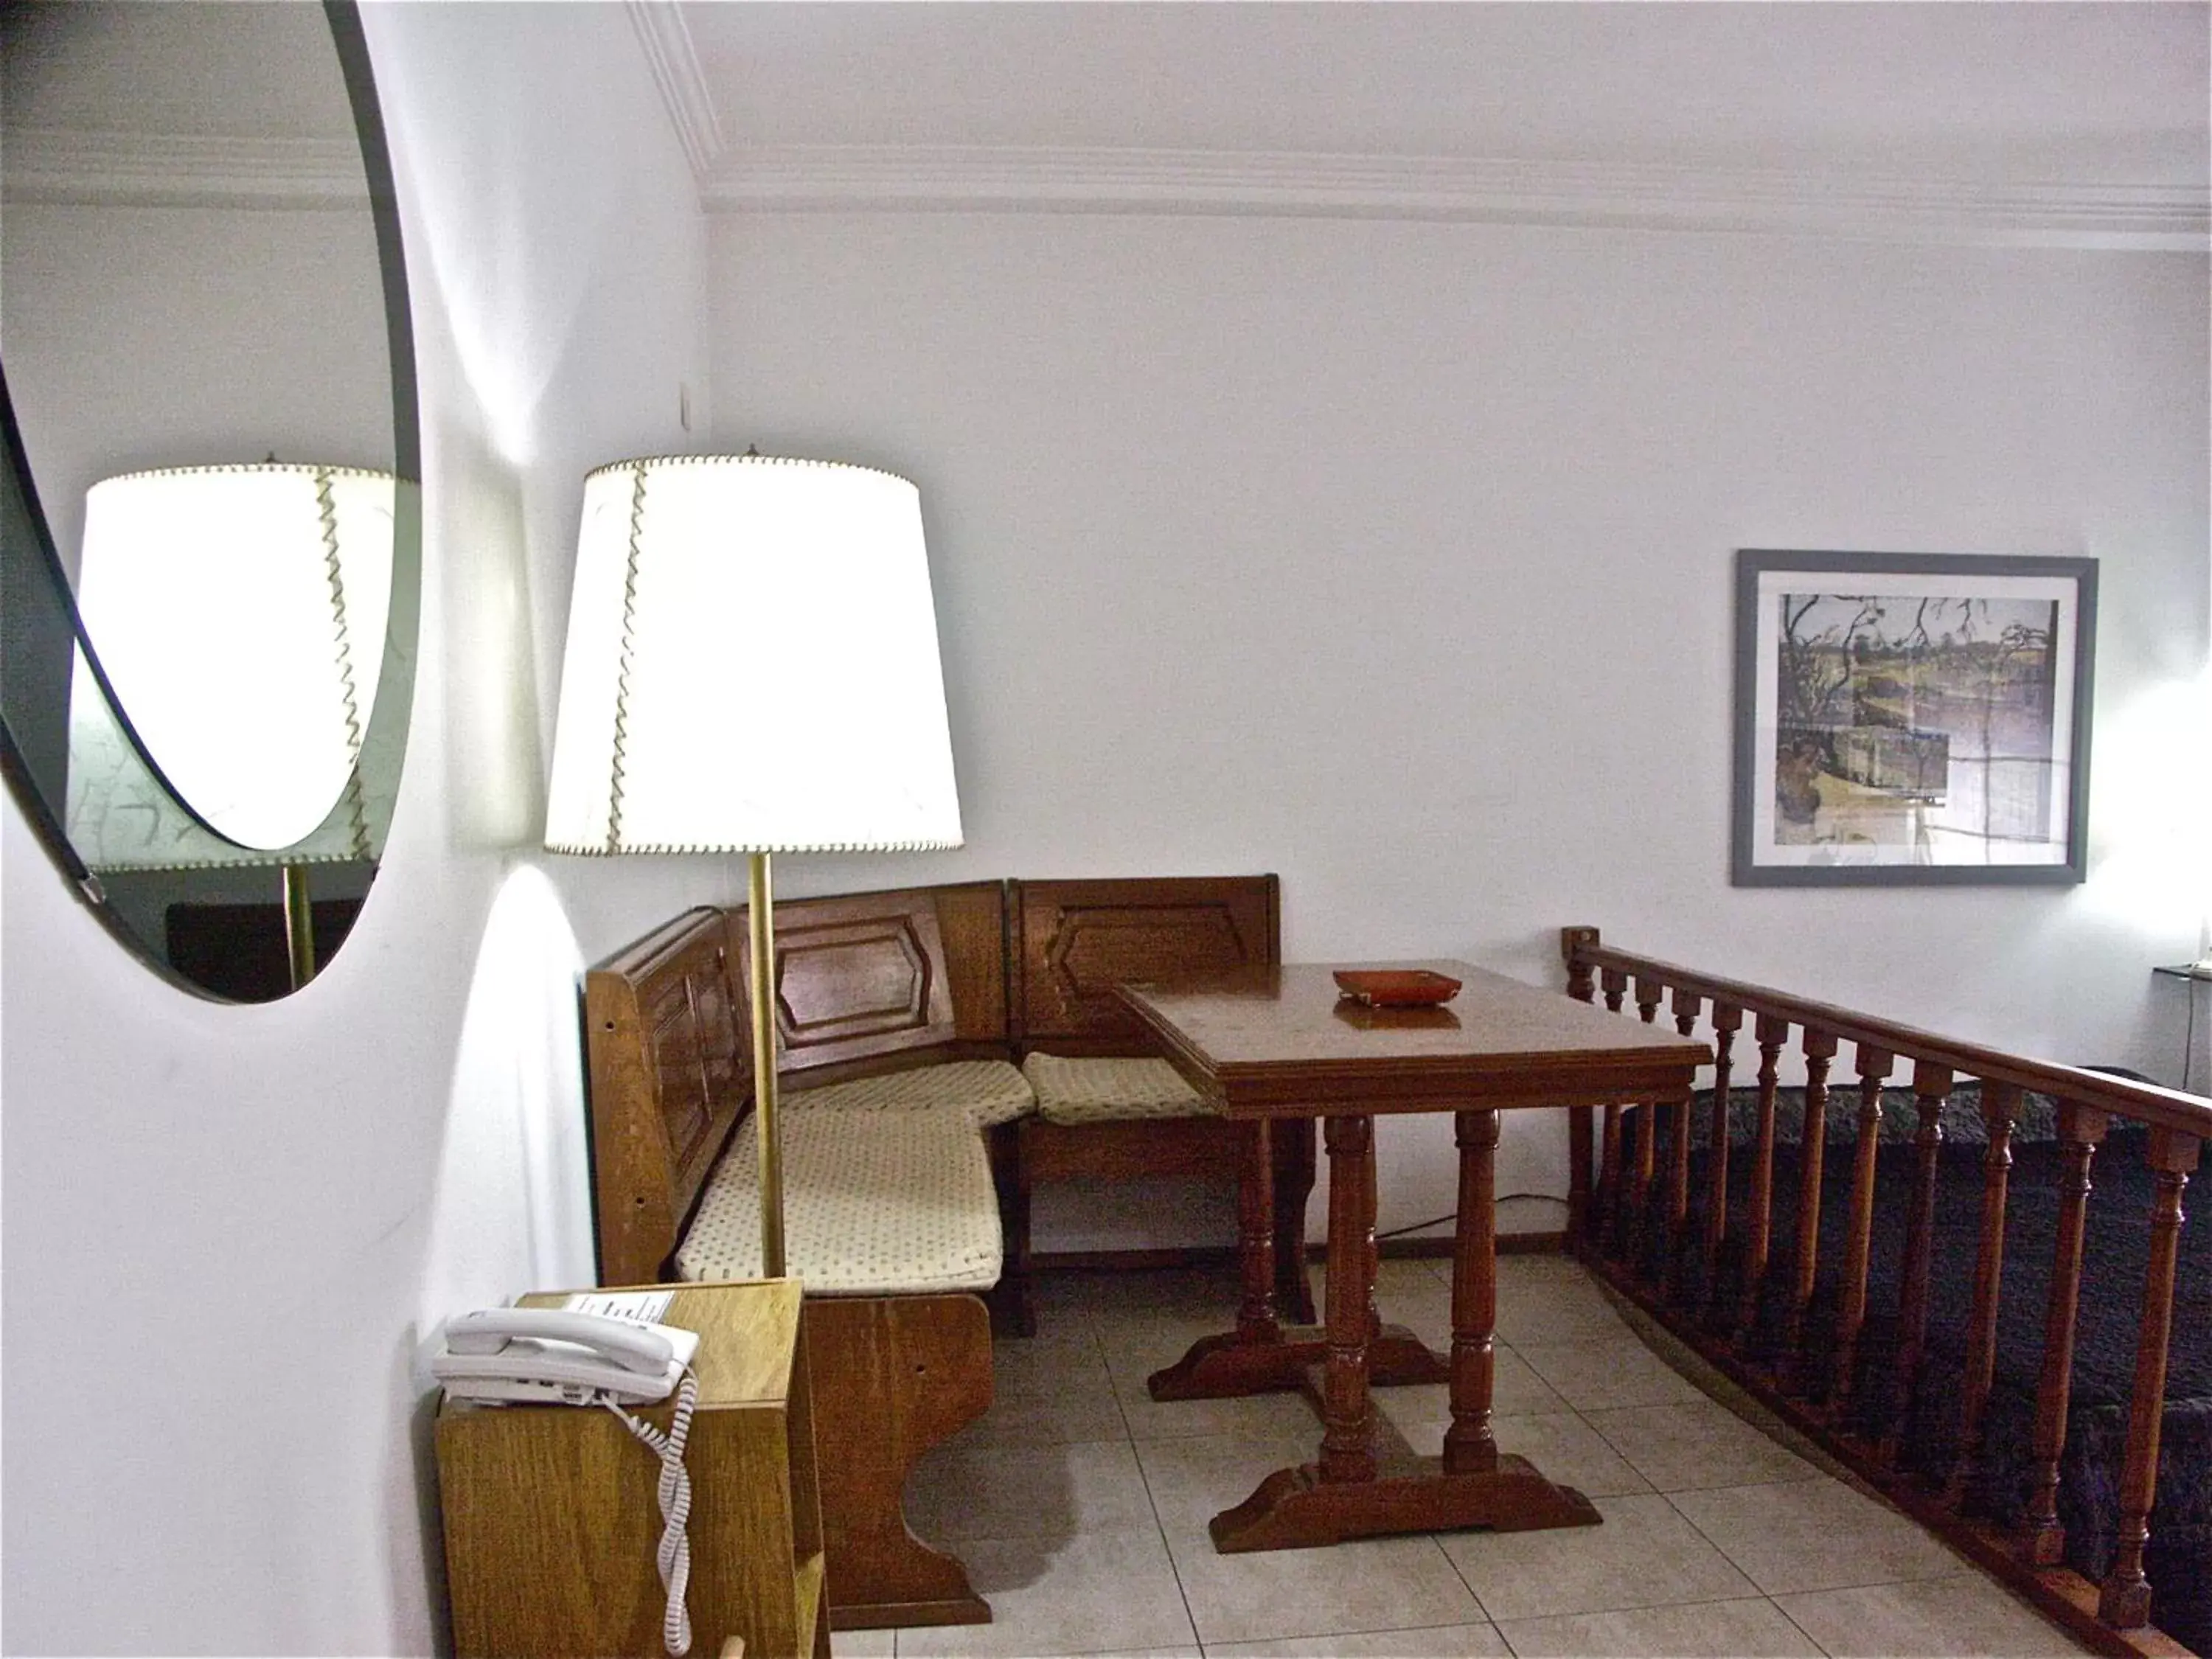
<box><xmin>1732</xmin><ymin>549</ymin><xmax>2096</xmax><ymax>887</ymax></box>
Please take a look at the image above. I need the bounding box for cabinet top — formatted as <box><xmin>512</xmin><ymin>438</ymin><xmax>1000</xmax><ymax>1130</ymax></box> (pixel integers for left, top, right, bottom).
<box><xmin>515</xmin><ymin>1277</ymin><xmax>803</xmax><ymax>1410</ymax></box>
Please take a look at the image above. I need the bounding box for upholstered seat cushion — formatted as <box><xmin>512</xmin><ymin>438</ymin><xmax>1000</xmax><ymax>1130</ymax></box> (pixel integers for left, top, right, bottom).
<box><xmin>785</xmin><ymin>1058</ymin><xmax>1035</xmax><ymax>1127</ymax></box>
<box><xmin>675</xmin><ymin>1106</ymin><xmax>1001</xmax><ymax>1293</ymax></box>
<box><xmin>1021</xmin><ymin>1052</ymin><xmax>1218</xmax><ymax>1124</ymax></box>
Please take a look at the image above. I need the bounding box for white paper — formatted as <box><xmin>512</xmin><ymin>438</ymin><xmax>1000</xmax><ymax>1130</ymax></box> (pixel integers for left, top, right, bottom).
<box><xmin>561</xmin><ymin>1289</ymin><xmax>676</xmax><ymax>1326</ymax></box>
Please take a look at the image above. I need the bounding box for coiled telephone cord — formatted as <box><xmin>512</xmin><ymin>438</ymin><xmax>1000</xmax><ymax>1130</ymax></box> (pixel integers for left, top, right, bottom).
<box><xmin>605</xmin><ymin>1368</ymin><xmax>699</xmax><ymax>1657</ymax></box>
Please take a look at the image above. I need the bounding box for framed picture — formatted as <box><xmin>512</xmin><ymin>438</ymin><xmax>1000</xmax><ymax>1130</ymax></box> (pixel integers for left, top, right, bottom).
<box><xmin>1733</xmin><ymin>549</ymin><xmax>2096</xmax><ymax>886</ymax></box>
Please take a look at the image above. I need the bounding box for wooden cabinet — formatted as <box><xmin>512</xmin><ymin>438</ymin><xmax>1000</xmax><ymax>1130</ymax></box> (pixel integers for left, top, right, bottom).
<box><xmin>437</xmin><ymin>1279</ymin><xmax>830</xmax><ymax>1659</ymax></box>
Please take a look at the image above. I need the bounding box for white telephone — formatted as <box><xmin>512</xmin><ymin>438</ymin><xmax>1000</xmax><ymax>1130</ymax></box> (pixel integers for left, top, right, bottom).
<box><xmin>434</xmin><ymin>1303</ymin><xmax>703</xmax><ymax>1656</ymax></box>
<box><xmin>431</xmin><ymin>1308</ymin><xmax>699</xmax><ymax>1406</ymax></box>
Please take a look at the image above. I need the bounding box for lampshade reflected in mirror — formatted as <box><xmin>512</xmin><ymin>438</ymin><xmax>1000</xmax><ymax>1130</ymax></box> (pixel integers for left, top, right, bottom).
<box><xmin>65</xmin><ymin>462</ymin><xmax>397</xmax><ymax>866</ymax></box>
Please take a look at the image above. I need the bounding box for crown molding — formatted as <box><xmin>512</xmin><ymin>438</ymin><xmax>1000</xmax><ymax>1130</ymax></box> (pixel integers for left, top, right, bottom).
<box><xmin>627</xmin><ymin>0</ymin><xmax>725</xmax><ymax>179</ymax></box>
<box><xmin>699</xmin><ymin>145</ymin><xmax>2208</xmax><ymax>251</ymax></box>
<box><xmin>1</xmin><ymin>128</ymin><xmax>366</xmax><ymax>207</ymax></box>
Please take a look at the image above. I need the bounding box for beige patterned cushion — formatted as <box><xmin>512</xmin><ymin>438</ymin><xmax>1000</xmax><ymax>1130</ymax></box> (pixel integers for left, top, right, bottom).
<box><xmin>785</xmin><ymin>1059</ymin><xmax>1035</xmax><ymax>1127</ymax></box>
<box><xmin>675</xmin><ymin>1107</ymin><xmax>1000</xmax><ymax>1293</ymax></box>
<box><xmin>1022</xmin><ymin>1052</ymin><xmax>1218</xmax><ymax>1124</ymax></box>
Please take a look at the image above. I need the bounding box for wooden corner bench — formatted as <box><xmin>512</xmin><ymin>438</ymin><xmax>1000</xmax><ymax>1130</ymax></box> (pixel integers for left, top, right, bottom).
<box><xmin>582</xmin><ymin>873</ymin><xmax>1297</xmax><ymax>1631</ymax></box>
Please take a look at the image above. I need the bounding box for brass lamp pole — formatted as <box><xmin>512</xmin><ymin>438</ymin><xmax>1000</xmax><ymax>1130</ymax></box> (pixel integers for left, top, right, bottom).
<box><xmin>747</xmin><ymin>850</ymin><xmax>785</xmax><ymax>1277</ymax></box>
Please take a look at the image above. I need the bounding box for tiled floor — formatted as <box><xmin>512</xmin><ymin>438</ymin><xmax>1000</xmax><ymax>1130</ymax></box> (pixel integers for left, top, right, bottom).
<box><xmin>835</xmin><ymin>1254</ymin><xmax>2094</xmax><ymax>1659</ymax></box>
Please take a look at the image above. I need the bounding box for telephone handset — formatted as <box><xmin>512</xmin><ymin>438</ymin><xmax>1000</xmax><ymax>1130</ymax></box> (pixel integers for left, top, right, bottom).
<box><xmin>432</xmin><ymin>1308</ymin><xmax>698</xmax><ymax>1406</ymax></box>
<box><xmin>434</xmin><ymin>1304</ymin><xmax>705</xmax><ymax>1655</ymax></box>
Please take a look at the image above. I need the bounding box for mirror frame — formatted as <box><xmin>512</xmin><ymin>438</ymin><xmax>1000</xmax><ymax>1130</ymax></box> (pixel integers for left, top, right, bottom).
<box><xmin>0</xmin><ymin>0</ymin><xmax>420</xmax><ymax>999</ymax></box>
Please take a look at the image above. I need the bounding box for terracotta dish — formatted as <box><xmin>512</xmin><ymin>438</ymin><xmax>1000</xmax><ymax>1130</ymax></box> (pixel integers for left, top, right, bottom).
<box><xmin>1332</xmin><ymin>969</ymin><xmax>1464</xmax><ymax>1008</ymax></box>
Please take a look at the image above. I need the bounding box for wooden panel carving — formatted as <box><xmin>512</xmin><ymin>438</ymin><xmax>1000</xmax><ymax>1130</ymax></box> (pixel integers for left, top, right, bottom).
<box><xmin>585</xmin><ymin>907</ymin><xmax>749</xmax><ymax>1285</ymax></box>
<box><xmin>737</xmin><ymin>888</ymin><xmax>960</xmax><ymax>1078</ymax></box>
<box><xmin>1015</xmin><ymin>876</ymin><xmax>1279</xmax><ymax>1048</ymax></box>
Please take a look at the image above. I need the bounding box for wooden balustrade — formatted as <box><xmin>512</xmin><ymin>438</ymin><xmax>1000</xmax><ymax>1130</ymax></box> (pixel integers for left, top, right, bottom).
<box><xmin>1559</xmin><ymin>927</ymin><xmax>2211</xmax><ymax>1659</ymax></box>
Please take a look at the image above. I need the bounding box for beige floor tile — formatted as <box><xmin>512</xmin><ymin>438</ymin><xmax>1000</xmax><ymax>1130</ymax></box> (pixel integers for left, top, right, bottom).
<box><xmin>1582</xmin><ymin>1399</ymin><xmax>1820</xmax><ymax>1492</ymax></box>
<box><xmin>830</xmin><ymin>1627</ymin><xmax>894</xmax><ymax>1658</ymax></box>
<box><xmin>992</xmin><ymin>1326</ymin><xmax>1113</xmax><ymax>1398</ymax></box>
<box><xmin>1116</xmin><ymin>1379</ymin><xmax>1330</xmax><ymax>1443</ymax></box>
<box><xmin>1082</xmin><ymin>1264</ymin><xmax>1250</xmax><ymax>1322</ymax></box>
<box><xmin>1493</xmin><ymin>1260</ymin><xmax>1633</xmax><ymax>1345</ymax></box>
<box><xmin>1206</xmin><ymin>1621</ymin><xmax>1510</xmax><ymax>1658</ymax></box>
<box><xmin>906</xmin><ymin>1437</ymin><xmax>1158</xmax><ymax>1543</ymax></box>
<box><xmin>1133</xmin><ymin>1431</ymin><xmax>1327</xmax><ymax>1537</ymax></box>
<box><xmin>1102</xmin><ymin>1331</ymin><xmax>1334</xmax><ymax>1441</ymax></box>
<box><xmin>1377</xmin><ymin>1411</ymin><xmax>1652</xmax><ymax>1498</ymax></box>
<box><xmin>1496</xmin><ymin>1596</ymin><xmax>1823</xmax><ymax>1658</ymax></box>
<box><xmin>1773</xmin><ymin>1573</ymin><xmax>2095</xmax><ymax>1657</ymax></box>
<box><xmin>956</xmin><ymin>1373</ymin><xmax>1129</xmax><ymax>1448</ymax></box>
<box><xmin>1369</xmin><ymin>1349</ymin><xmax>1568</xmax><ymax>1424</ymax></box>
<box><xmin>894</xmin><ymin>1525</ymin><xmax>1198</xmax><ymax>1658</ymax></box>
<box><xmin>1509</xmin><ymin>1334</ymin><xmax>1707</xmax><ymax>1411</ymax></box>
<box><xmin>1164</xmin><ymin>1529</ymin><xmax>1484</xmax><ymax>1646</ymax></box>
<box><xmin>1437</xmin><ymin>1490</ymin><xmax>1756</xmax><ymax>1622</ymax></box>
<box><xmin>1669</xmin><ymin>1478</ymin><xmax>1967</xmax><ymax>1595</ymax></box>
<box><xmin>1096</xmin><ymin>1310</ymin><xmax>1254</xmax><ymax>1382</ymax></box>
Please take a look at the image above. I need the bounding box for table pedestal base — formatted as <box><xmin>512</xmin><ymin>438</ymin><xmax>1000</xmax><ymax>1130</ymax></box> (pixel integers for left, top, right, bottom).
<box><xmin>1209</xmin><ymin>1455</ymin><xmax>1602</xmax><ymax>1552</ymax></box>
<box><xmin>1147</xmin><ymin>1326</ymin><xmax>1448</xmax><ymax>1401</ymax></box>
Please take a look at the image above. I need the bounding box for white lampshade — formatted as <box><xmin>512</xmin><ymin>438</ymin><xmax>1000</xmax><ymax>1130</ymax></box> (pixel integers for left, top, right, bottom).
<box><xmin>544</xmin><ymin>456</ymin><xmax>964</xmax><ymax>855</ymax></box>
<box><xmin>63</xmin><ymin>462</ymin><xmax>397</xmax><ymax>868</ymax></box>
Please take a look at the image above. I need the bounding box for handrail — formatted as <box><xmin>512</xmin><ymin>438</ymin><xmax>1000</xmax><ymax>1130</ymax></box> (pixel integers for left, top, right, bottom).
<box><xmin>1562</xmin><ymin>927</ymin><xmax>2212</xmax><ymax>1140</ymax></box>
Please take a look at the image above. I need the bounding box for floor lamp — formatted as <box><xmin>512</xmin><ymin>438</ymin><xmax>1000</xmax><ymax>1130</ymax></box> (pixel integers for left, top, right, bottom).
<box><xmin>544</xmin><ymin>454</ymin><xmax>965</xmax><ymax>1279</ymax></box>
<box><xmin>65</xmin><ymin>463</ymin><xmax>398</xmax><ymax>990</ymax></box>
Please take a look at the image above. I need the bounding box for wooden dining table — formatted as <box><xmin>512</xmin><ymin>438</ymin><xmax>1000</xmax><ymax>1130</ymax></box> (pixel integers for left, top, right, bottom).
<box><xmin>1119</xmin><ymin>961</ymin><xmax>1710</xmax><ymax>1552</ymax></box>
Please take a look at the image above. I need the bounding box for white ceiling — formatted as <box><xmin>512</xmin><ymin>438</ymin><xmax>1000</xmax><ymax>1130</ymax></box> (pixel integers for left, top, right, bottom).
<box><xmin>681</xmin><ymin>1</ymin><xmax>2208</xmax><ymax>187</ymax></box>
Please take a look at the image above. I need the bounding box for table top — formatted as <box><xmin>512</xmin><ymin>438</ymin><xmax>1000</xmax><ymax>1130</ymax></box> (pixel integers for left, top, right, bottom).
<box><xmin>1119</xmin><ymin>961</ymin><xmax>1711</xmax><ymax>1117</ymax></box>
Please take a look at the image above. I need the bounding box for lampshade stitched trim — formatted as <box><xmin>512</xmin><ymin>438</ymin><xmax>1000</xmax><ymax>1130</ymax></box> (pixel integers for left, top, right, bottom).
<box><xmin>546</xmin><ymin>838</ymin><xmax>964</xmax><ymax>857</ymax></box>
<box><xmin>96</xmin><ymin>462</ymin><xmax>397</xmax><ymax>487</ymax></box>
<box><xmin>580</xmin><ymin>453</ymin><xmax>915</xmax><ymax>490</ymax></box>
<box><xmin>603</xmin><ymin>462</ymin><xmax>650</xmax><ymax>855</ymax></box>
<box><xmin>313</xmin><ymin>466</ymin><xmax>374</xmax><ymax>860</ymax></box>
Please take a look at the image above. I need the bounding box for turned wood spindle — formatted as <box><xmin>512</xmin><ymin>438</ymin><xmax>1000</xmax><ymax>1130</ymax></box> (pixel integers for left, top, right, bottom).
<box><xmin>1561</xmin><ymin>928</ymin><xmax>1599</xmax><ymax>1006</ymax></box>
<box><xmin>1562</xmin><ymin>929</ymin><xmax>1599</xmax><ymax>1251</ymax></box>
<box><xmin>1236</xmin><ymin>1119</ymin><xmax>1280</xmax><ymax>1343</ymax></box>
<box><xmin>1829</xmin><ymin>1043</ymin><xmax>1895</xmax><ymax>1419</ymax></box>
<box><xmin>1600</xmin><ymin>1103</ymin><xmax>1627</xmax><ymax>1258</ymax></box>
<box><xmin>1601</xmin><ymin>966</ymin><xmax>1627</xmax><ymax>1015</ymax></box>
<box><xmin>1319</xmin><ymin>1113</ymin><xmax>1379</xmax><ymax>1484</ymax></box>
<box><xmin>1736</xmin><ymin>1012</ymin><xmax>1790</xmax><ymax>1343</ymax></box>
<box><xmin>2020</xmin><ymin>1100</ymin><xmax>2106</xmax><ymax>1567</ymax></box>
<box><xmin>1627</xmin><ymin>978</ymin><xmax>1663</xmax><ymax>1274</ymax></box>
<box><xmin>1661</xmin><ymin>989</ymin><xmax>1702</xmax><ymax>1301</ymax></box>
<box><xmin>1700</xmin><ymin>1004</ymin><xmax>1744</xmax><ymax>1323</ymax></box>
<box><xmin>1783</xmin><ymin>1028</ymin><xmax>1840</xmax><ymax>1384</ymax></box>
<box><xmin>1444</xmin><ymin>1109</ymin><xmax>1502</xmax><ymax>1475</ymax></box>
<box><xmin>1946</xmin><ymin>1079</ymin><xmax>2021</xmax><ymax>1512</ymax></box>
<box><xmin>2098</xmin><ymin>1127</ymin><xmax>2199</xmax><ymax>1630</ymax></box>
<box><xmin>1599</xmin><ymin>969</ymin><xmax>1630</xmax><ymax>1255</ymax></box>
<box><xmin>1879</xmin><ymin>1060</ymin><xmax>1952</xmax><ymax>1471</ymax></box>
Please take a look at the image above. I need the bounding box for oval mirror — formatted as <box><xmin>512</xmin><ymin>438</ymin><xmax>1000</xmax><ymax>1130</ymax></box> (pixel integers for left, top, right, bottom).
<box><xmin>1</xmin><ymin>0</ymin><xmax>419</xmax><ymax>1001</ymax></box>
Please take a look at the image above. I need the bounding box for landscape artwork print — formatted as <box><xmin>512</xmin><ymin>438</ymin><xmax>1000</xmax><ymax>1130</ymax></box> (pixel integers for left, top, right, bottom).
<box><xmin>1732</xmin><ymin>551</ymin><xmax>2096</xmax><ymax>886</ymax></box>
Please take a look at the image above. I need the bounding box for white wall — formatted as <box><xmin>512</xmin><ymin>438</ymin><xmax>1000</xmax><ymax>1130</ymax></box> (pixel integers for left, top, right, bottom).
<box><xmin>2</xmin><ymin>202</ymin><xmax>392</xmax><ymax>580</ymax></box>
<box><xmin>0</xmin><ymin>4</ymin><xmax>712</xmax><ymax>1651</ymax></box>
<box><xmin>707</xmin><ymin>212</ymin><xmax>2209</xmax><ymax>1244</ymax></box>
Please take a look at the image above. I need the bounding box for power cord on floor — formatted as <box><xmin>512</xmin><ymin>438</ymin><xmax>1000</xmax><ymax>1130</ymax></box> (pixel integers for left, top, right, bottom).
<box><xmin>1375</xmin><ymin>1192</ymin><xmax>1551</xmax><ymax>1241</ymax></box>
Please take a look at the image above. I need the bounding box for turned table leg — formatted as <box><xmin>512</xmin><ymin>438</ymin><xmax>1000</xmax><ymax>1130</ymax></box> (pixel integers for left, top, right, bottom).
<box><xmin>1237</xmin><ymin>1119</ymin><xmax>1281</xmax><ymax>1343</ymax></box>
<box><xmin>1444</xmin><ymin>1108</ymin><xmax>1500</xmax><ymax>1475</ymax></box>
<box><xmin>1320</xmin><ymin>1111</ymin><xmax>1380</xmax><ymax>1484</ymax></box>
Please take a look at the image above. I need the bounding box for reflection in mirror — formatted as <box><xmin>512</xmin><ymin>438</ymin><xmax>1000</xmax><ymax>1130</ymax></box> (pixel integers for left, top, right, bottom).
<box><xmin>69</xmin><ymin>463</ymin><xmax>395</xmax><ymax>852</ymax></box>
<box><xmin>0</xmin><ymin>1</ymin><xmax>417</xmax><ymax>1001</ymax></box>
